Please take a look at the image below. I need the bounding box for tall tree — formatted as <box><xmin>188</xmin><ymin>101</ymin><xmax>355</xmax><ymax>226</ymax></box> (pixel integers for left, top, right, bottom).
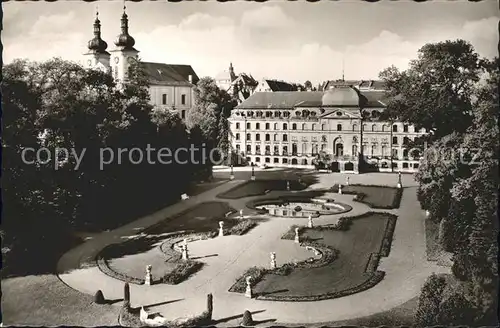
<box><xmin>380</xmin><ymin>40</ymin><xmax>482</xmax><ymax>141</ymax></box>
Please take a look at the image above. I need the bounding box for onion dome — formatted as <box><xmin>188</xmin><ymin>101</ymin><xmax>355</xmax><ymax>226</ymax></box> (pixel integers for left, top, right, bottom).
<box><xmin>87</xmin><ymin>11</ymin><xmax>108</xmax><ymax>53</ymax></box>
<box><xmin>322</xmin><ymin>86</ymin><xmax>362</xmax><ymax>107</ymax></box>
<box><xmin>114</xmin><ymin>6</ymin><xmax>136</xmax><ymax>50</ymax></box>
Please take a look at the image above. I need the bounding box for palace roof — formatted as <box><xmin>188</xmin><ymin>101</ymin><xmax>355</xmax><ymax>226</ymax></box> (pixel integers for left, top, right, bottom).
<box><xmin>237</xmin><ymin>87</ymin><xmax>388</xmax><ymax>109</ymax></box>
<box><xmin>140</xmin><ymin>62</ymin><xmax>199</xmax><ymax>86</ymax></box>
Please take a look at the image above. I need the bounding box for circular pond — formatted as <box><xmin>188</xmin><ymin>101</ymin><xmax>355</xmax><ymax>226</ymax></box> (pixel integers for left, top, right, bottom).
<box><xmin>256</xmin><ymin>198</ymin><xmax>352</xmax><ymax>218</ymax></box>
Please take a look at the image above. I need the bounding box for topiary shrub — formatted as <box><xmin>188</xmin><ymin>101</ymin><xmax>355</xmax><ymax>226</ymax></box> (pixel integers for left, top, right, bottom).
<box><xmin>415</xmin><ymin>273</ymin><xmax>447</xmax><ymax>327</ymax></box>
<box><xmin>334</xmin><ymin>217</ymin><xmax>351</xmax><ymax>230</ymax></box>
<box><xmin>438</xmin><ymin>218</ymin><xmax>455</xmax><ymax>252</ymax></box>
<box><xmin>241</xmin><ymin>310</ymin><xmax>254</xmax><ymax>327</ymax></box>
<box><xmin>123</xmin><ymin>282</ymin><xmax>130</xmax><ymax>309</ymax></box>
<box><xmin>93</xmin><ymin>290</ymin><xmax>105</xmax><ymax>304</ymax></box>
<box><xmin>436</xmin><ymin>291</ymin><xmax>475</xmax><ymax>325</ymax></box>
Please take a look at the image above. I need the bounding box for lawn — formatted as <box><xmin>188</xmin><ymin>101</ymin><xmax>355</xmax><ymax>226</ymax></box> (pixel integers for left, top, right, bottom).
<box><xmin>333</xmin><ymin>184</ymin><xmax>403</xmax><ymax>209</ymax></box>
<box><xmin>98</xmin><ymin>201</ymin><xmax>237</xmax><ymax>283</ymax></box>
<box><xmin>217</xmin><ymin>179</ymin><xmax>309</xmax><ymax>199</ymax></box>
<box><xmin>2</xmin><ymin>274</ymin><xmax>120</xmax><ymax>326</ymax></box>
<box><xmin>248</xmin><ymin>212</ymin><xmax>396</xmax><ymax>301</ymax></box>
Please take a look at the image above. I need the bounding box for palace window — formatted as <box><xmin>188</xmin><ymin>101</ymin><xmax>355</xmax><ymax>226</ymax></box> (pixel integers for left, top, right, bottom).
<box><xmin>302</xmin><ymin>123</ymin><xmax>307</xmax><ymax>130</ymax></box>
<box><xmin>247</xmin><ymin>122</ymin><xmax>251</xmax><ymax>129</ymax></box>
<box><xmin>372</xmin><ymin>124</ymin><xmax>377</xmax><ymax>131</ymax></box>
<box><xmin>235</xmin><ymin>133</ymin><xmax>240</xmax><ymax>141</ymax></box>
<box><xmin>162</xmin><ymin>94</ymin><xmax>168</xmax><ymax>105</ymax></box>
<box><xmin>246</xmin><ymin>145</ymin><xmax>251</xmax><ymax>153</ymax></box>
<box><xmin>236</xmin><ymin>144</ymin><xmax>240</xmax><ymax>152</ymax></box>
<box><xmin>181</xmin><ymin>110</ymin><xmax>186</xmax><ymax>119</ymax></box>
<box><xmin>256</xmin><ymin>123</ymin><xmax>260</xmax><ymax>130</ymax></box>
<box><xmin>181</xmin><ymin>94</ymin><xmax>186</xmax><ymax>105</ymax></box>
<box><xmin>266</xmin><ymin>123</ymin><xmax>270</xmax><ymax>130</ymax></box>
<box><xmin>256</xmin><ymin>134</ymin><xmax>261</xmax><ymax>141</ymax></box>
<box><xmin>393</xmin><ymin>124</ymin><xmax>398</xmax><ymax>132</ymax></box>
<box><xmin>321</xmin><ymin>124</ymin><xmax>326</xmax><ymax>131</ymax></box>
<box><xmin>337</xmin><ymin>124</ymin><xmax>342</xmax><ymax>131</ymax></box>
<box><xmin>265</xmin><ymin>134</ymin><xmax>270</xmax><ymax>141</ymax></box>
<box><xmin>353</xmin><ymin>124</ymin><xmax>358</xmax><ymax>131</ymax></box>
<box><xmin>403</xmin><ymin>124</ymin><xmax>409</xmax><ymax>132</ymax></box>
<box><xmin>312</xmin><ymin>124</ymin><xmax>316</xmax><ymax>131</ymax></box>
<box><xmin>292</xmin><ymin>123</ymin><xmax>297</xmax><ymax>130</ymax></box>
<box><xmin>246</xmin><ymin>133</ymin><xmax>251</xmax><ymax>141</ymax></box>
<box><xmin>236</xmin><ymin>123</ymin><xmax>240</xmax><ymax>129</ymax></box>
<box><xmin>283</xmin><ymin>123</ymin><xmax>288</xmax><ymax>130</ymax></box>
<box><xmin>283</xmin><ymin>134</ymin><xmax>288</xmax><ymax>142</ymax></box>
<box><xmin>392</xmin><ymin>136</ymin><xmax>398</xmax><ymax>144</ymax></box>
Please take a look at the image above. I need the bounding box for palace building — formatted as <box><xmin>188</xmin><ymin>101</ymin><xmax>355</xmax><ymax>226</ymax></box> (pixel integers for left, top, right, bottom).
<box><xmin>83</xmin><ymin>7</ymin><xmax>199</xmax><ymax>119</ymax></box>
<box><xmin>229</xmin><ymin>84</ymin><xmax>426</xmax><ymax>173</ymax></box>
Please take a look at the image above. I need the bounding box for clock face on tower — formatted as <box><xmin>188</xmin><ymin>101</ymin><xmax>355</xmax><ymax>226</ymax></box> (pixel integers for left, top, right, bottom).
<box><xmin>114</xmin><ymin>57</ymin><xmax>119</xmax><ymax>64</ymax></box>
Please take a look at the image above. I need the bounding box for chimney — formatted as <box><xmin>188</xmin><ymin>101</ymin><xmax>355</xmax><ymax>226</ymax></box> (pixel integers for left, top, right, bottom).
<box><xmin>188</xmin><ymin>75</ymin><xmax>193</xmax><ymax>83</ymax></box>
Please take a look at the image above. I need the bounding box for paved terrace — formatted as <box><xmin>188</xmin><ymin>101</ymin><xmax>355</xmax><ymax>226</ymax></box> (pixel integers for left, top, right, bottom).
<box><xmin>57</xmin><ymin>171</ymin><xmax>449</xmax><ymax>325</ymax></box>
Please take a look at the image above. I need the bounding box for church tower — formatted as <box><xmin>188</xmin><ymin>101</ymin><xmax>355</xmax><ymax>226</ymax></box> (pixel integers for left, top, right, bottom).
<box><xmin>109</xmin><ymin>4</ymin><xmax>139</xmax><ymax>84</ymax></box>
<box><xmin>229</xmin><ymin>62</ymin><xmax>236</xmax><ymax>81</ymax></box>
<box><xmin>83</xmin><ymin>9</ymin><xmax>111</xmax><ymax>72</ymax></box>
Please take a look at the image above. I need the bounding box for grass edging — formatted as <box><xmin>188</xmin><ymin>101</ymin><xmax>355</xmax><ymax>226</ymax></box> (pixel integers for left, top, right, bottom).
<box><xmin>331</xmin><ymin>184</ymin><xmax>403</xmax><ymax>209</ymax></box>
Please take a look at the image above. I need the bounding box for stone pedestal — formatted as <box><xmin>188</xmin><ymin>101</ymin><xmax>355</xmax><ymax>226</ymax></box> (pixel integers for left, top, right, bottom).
<box><xmin>239</xmin><ymin>209</ymin><xmax>244</xmax><ymax>219</ymax></box>
<box><xmin>144</xmin><ymin>265</ymin><xmax>153</xmax><ymax>286</ymax></box>
<box><xmin>245</xmin><ymin>276</ymin><xmax>253</xmax><ymax>298</ymax></box>
<box><xmin>308</xmin><ymin>215</ymin><xmax>314</xmax><ymax>228</ymax></box>
<box><xmin>218</xmin><ymin>221</ymin><xmax>224</xmax><ymax>237</ymax></box>
<box><xmin>270</xmin><ymin>252</ymin><xmax>277</xmax><ymax>269</ymax></box>
<box><xmin>294</xmin><ymin>227</ymin><xmax>300</xmax><ymax>243</ymax></box>
<box><xmin>251</xmin><ymin>175</ymin><xmax>256</xmax><ymax>181</ymax></box>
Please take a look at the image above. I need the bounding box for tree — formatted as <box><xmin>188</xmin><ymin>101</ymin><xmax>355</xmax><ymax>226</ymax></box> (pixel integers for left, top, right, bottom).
<box><xmin>304</xmin><ymin>80</ymin><xmax>313</xmax><ymax>90</ymax></box>
<box><xmin>186</xmin><ymin>77</ymin><xmax>235</xmax><ymax>164</ymax></box>
<box><xmin>380</xmin><ymin>40</ymin><xmax>483</xmax><ymax>141</ymax></box>
<box><xmin>415</xmin><ymin>274</ymin><xmax>447</xmax><ymax>327</ymax></box>
<box><xmin>312</xmin><ymin>151</ymin><xmax>332</xmax><ymax>170</ymax></box>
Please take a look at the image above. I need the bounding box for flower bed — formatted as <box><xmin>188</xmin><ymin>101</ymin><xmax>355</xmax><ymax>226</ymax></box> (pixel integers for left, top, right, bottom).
<box><xmin>229</xmin><ymin>243</ymin><xmax>338</xmax><ymax>294</ymax></box>
<box><xmin>161</xmin><ymin>260</ymin><xmax>204</xmax><ymax>284</ymax></box>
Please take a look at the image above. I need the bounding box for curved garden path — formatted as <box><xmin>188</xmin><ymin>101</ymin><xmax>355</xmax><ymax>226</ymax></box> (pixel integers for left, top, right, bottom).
<box><xmin>57</xmin><ymin>171</ymin><xmax>449</xmax><ymax>324</ymax></box>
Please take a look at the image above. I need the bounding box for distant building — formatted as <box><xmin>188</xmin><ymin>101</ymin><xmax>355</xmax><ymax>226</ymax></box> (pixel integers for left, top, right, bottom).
<box><xmin>83</xmin><ymin>7</ymin><xmax>198</xmax><ymax>120</ymax></box>
<box><xmin>215</xmin><ymin>63</ymin><xmax>258</xmax><ymax>104</ymax></box>
<box><xmin>254</xmin><ymin>79</ymin><xmax>299</xmax><ymax>92</ymax></box>
<box><xmin>323</xmin><ymin>79</ymin><xmax>386</xmax><ymax>91</ymax></box>
<box><xmin>228</xmin><ymin>83</ymin><xmax>425</xmax><ymax>173</ymax></box>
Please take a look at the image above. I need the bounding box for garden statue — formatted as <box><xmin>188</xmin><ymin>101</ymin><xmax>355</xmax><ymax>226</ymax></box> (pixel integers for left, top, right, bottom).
<box><xmin>251</xmin><ymin>166</ymin><xmax>256</xmax><ymax>181</ymax></box>
<box><xmin>218</xmin><ymin>221</ymin><xmax>224</xmax><ymax>237</ymax></box>
<box><xmin>181</xmin><ymin>241</ymin><xmax>189</xmax><ymax>260</ymax></box>
<box><xmin>338</xmin><ymin>184</ymin><xmax>342</xmax><ymax>194</ymax></box>
<box><xmin>346</xmin><ymin>176</ymin><xmax>350</xmax><ymax>185</ymax></box>
<box><xmin>270</xmin><ymin>252</ymin><xmax>277</xmax><ymax>269</ymax></box>
<box><xmin>397</xmin><ymin>171</ymin><xmax>402</xmax><ymax>188</ymax></box>
<box><xmin>286</xmin><ymin>180</ymin><xmax>290</xmax><ymax>191</ymax></box>
<box><xmin>294</xmin><ymin>227</ymin><xmax>300</xmax><ymax>243</ymax></box>
<box><xmin>240</xmin><ymin>209</ymin><xmax>244</xmax><ymax>219</ymax></box>
<box><xmin>145</xmin><ymin>265</ymin><xmax>153</xmax><ymax>285</ymax></box>
<box><xmin>245</xmin><ymin>276</ymin><xmax>253</xmax><ymax>298</ymax></box>
<box><xmin>230</xmin><ymin>165</ymin><xmax>234</xmax><ymax>180</ymax></box>
<box><xmin>308</xmin><ymin>215</ymin><xmax>314</xmax><ymax>228</ymax></box>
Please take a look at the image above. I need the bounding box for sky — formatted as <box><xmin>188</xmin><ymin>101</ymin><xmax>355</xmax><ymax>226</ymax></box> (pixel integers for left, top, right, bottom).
<box><xmin>2</xmin><ymin>1</ymin><xmax>498</xmax><ymax>85</ymax></box>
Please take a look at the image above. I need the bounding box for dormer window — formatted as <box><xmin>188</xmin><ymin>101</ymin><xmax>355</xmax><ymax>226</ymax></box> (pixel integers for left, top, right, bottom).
<box><xmin>336</xmin><ymin>111</ymin><xmax>342</xmax><ymax>116</ymax></box>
